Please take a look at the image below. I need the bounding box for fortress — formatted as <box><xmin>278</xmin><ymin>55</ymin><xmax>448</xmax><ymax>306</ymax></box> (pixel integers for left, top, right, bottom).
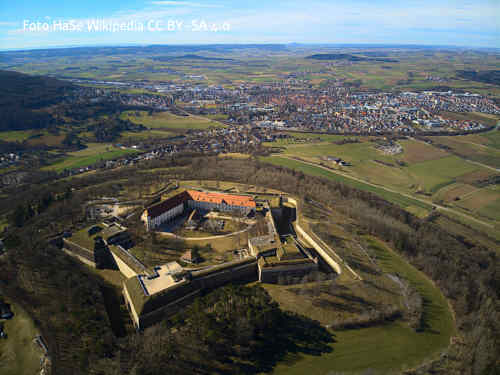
<box><xmin>141</xmin><ymin>190</ymin><xmax>256</xmax><ymax>231</ymax></box>
<box><xmin>61</xmin><ymin>188</ymin><xmax>344</xmax><ymax>330</ymax></box>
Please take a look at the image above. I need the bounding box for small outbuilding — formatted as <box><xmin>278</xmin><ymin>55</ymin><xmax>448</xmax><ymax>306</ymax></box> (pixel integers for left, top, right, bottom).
<box><xmin>180</xmin><ymin>250</ymin><xmax>201</xmax><ymax>264</ymax></box>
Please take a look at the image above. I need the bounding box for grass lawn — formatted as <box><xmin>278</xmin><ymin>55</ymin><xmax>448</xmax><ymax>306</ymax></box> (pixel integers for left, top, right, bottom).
<box><xmin>182</xmin><ymin>231</ymin><xmax>248</xmax><ymax>252</ymax></box>
<box><xmin>261</xmin><ymin>156</ymin><xmax>431</xmax><ymax>211</ymax></box>
<box><xmin>0</xmin><ymin>303</ymin><xmax>43</xmax><ymax>375</ymax></box>
<box><xmin>121</xmin><ymin>110</ymin><xmax>224</xmax><ymax>131</ymax></box>
<box><xmin>0</xmin><ymin>130</ymin><xmax>37</xmax><ymax>142</ymax></box>
<box><xmin>42</xmin><ymin>143</ymin><xmax>139</xmax><ymax>172</ymax></box>
<box><xmin>269</xmin><ymin>237</ymin><xmax>455</xmax><ymax>374</ymax></box>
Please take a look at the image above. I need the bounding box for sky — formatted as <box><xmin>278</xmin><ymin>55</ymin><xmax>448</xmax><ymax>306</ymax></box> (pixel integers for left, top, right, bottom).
<box><xmin>0</xmin><ymin>0</ymin><xmax>498</xmax><ymax>50</ymax></box>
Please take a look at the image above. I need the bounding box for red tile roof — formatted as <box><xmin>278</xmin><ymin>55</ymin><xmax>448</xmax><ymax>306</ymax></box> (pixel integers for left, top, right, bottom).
<box><xmin>145</xmin><ymin>190</ymin><xmax>256</xmax><ymax>219</ymax></box>
<box><xmin>187</xmin><ymin>190</ymin><xmax>256</xmax><ymax>208</ymax></box>
<box><xmin>146</xmin><ymin>191</ymin><xmax>190</xmax><ymax>219</ymax></box>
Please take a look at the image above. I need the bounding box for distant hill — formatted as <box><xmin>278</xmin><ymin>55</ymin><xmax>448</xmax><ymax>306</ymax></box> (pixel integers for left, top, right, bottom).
<box><xmin>154</xmin><ymin>54</ymin><xmax>234</xmax><ymax>62</ymax></box>
<box><xmin>456</xmin><ymin>70</ymin><xmax>500</xmax><ymax>86</ymax></box>
<box><xmin>0</xmin><ymin>44</ymin><xmax>286</xmax><ymax>62</ymax></box>
<box><xmin>0</xmin><ymin>70</ymin><xmax>75</xmax><ymax>131</ymax></box>
<box><xmin>305</xmin><ymin>53</ymin><xmax>398</xmax><ymax>63</ymax></box>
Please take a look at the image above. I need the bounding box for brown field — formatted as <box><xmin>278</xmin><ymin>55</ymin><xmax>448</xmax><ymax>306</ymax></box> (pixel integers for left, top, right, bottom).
<box><xmin>26</xmin><ymin>134</ymin><xmax>65</xmax><ymax>147</ymax></box>
<box><xmin>434</xmin><ymin>182</ymin><xmax>478</xmax><ymax>203</ymax></box>
<box><xmin>398</xmin><ymin>139</ymin><xmax>449</xmax><ymax>164</ymax></box>
<box><xmin>456</xmin><ymin>169</ymin><xmax>497</xmax><ymax>184</ymax></box>
<box><xmin>455</xmin><ymin>189</ymin><xmax>499</xmax><ymax>215</ymax></box>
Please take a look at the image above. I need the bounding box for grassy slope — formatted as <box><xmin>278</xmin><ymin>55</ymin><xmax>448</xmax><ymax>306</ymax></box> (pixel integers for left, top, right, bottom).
<box><xmin>0</xmin><ymin>303</ymin><xmax>42</xmax><ymax>375</ymax></box>
<box><xmin>42</xmin><ymin>143</ymin><xmax>139</xmax><ymax>172</ymax></box>
<box><xmin>269</xmin><ymin>237</ymin><xmax>455</xmax><ymax>374</ymax></box>
<box><xmin>0</xmin><ymin>130</ymin><xmax>36</xmax><ymax>142</ymax></box>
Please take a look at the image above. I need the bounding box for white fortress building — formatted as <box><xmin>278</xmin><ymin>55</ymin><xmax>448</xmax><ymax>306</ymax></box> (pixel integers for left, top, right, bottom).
<box><xmin>141</xmin><ymin>190</ymin><xmax>256</xmax><ymax>231</ymax></box>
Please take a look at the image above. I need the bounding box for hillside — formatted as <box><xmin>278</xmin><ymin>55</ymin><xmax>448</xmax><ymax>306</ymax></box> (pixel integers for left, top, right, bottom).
<box><xmin>0</xmin><ymin>70</ymin><xmax>75</xmax><ymax>131</ymax></box>
<box><xmin>305</xmin><ymin>53</ymin><xmax>398</xmax><ymax>63</ymax></box>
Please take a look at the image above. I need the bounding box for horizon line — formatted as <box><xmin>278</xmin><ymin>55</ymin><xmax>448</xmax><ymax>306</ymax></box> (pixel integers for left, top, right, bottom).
<box><xmin>1</xmin><ymin>42</ymin><xmax>500</xmax><ymax>53</ymax></box>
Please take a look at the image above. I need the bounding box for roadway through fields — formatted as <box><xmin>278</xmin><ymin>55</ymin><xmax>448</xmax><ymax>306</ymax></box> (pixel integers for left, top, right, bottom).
<box><xmin>272</xmin><ymin>155</ymin><xmax>494</xmax><ymax>229</ymax></box>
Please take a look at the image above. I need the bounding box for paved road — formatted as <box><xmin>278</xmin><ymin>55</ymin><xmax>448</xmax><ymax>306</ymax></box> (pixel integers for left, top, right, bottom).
<box><xmin>277</xmin><ymin>155</ymin><xmax>494</xmax><ymax>229</ymax></box>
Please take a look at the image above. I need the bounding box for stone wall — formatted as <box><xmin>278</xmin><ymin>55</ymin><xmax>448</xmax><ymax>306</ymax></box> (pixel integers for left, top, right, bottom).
<box><xmin>109</xmin><ymin>249</ymin><xmax>139</xmax><ymax>279</ymax></box>
<box><xmin>259</xmin><ymin>262</ymin><xmax>318</xmax><ymax>283</ymax></box>
<box><xmin>285</xmin><ymin>198</ymin><xmax>343</xmax><ymax>275</ymax></box>
<box><xmin>62</xmin><ymin>239</ymin><xmax>96</xmax><ymax>267</ymax></box>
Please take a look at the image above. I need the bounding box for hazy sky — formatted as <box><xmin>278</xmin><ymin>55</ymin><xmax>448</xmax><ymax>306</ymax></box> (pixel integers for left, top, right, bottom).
<box><xmin>0</xmin><ymin>0</ymin><xmax>498</xmax><ymax>50</ymax></box>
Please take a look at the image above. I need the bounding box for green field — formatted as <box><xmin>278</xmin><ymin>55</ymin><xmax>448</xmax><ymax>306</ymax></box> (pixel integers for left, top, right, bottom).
<box><xmin>407</xmin><ymin>155</ymin><xmax>482</xmax><ymax>192</ymax></box>
<box><xmin>121</xmin><ymin>110</ymin><xmax>224</xmax><ymax>131</ymax></box>
<box><xmin>0</xmin><ymin>303</ymin><xmax>43</xmax><ymax>375</ymax></box>
<box><xmin>0</xmin><ymin>130</ymin><xmax>37</xmax><ymax>142</ymax></box>
<box><xmin>264</xmin><ymin>133</ymin><xmax>500</xmax><ymax>232</ymax></box>
<box><xmin>119</xmin><ymin>129</ymin><xmax>175</xmax><ymax>140</ymax></box>
<box><xmin>42</xmin><ymin>143</ymin><xmax>139</xmax><ymax>172</ymax></box>
<box><xmin>481</xmin><ymin>129</ymin><xmax>500</xmax><ymax>149</ymax></box>
<box><xmin>270</xmin><ymin>238</ymin><xmax>455</xmax><ymax>374</ymax></box>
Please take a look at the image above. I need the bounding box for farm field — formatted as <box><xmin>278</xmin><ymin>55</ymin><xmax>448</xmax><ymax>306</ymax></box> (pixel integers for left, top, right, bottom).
<box><xmin>42</xmin><ymin>143</ymin><xmax>139</xmax><ymax>172</ymax></box>
<box><xmin>0</xmin><ymin>129</ymin><xmax>73</xmax><ymax>147</ymax></box>
<box><xmin>397</xmin><ymin>139</ymin><xmax>449</xmax><ymax>163</ymax></box>
<box><xmin>433</xmin><ymin>182</ymin><xmax>478</xmax><ymax>203</ymax></box>
<box><xmin>260</xmin><ymin>156</ymin><xmax>431</xmax><ymax>212</ymax></box>
<box><xmin>264</xmin><ymin>133</ymin><xmax>500</xmax><ymax>231</ymax></box>
<box><xmin>120</xmin><ymin>110</ymin><xmax>224</xmax><ymax>131</ymax></box>
<box><xmin>428</xmin><ymin>134</ymin><xmax>500</xmax><ymax>169</ymax></box>
<box><xmin>119</xmin><ymin>129</ymin><xmax>176</xmax><ymax>140</ymax></box>
<box><xmin>454</xmin><ymin>188</ymin><xmax>500</xmax><ymax>221</ymax></box>
<box><xmin>406</xmin><ymin>155</ymin><xmax>480</xmax><ymax>193</ymax></box>
<box><xmin>0</xmin><ymin>302</ymin><xmax>43</xmax><ymax>375</ymax></box>
<box><xmin>268</xmin><ymin>237</ymin><xmax>455</xmax><ymax>374</ymax></box>
<box><xmin>0</xmin><ymin>130</ymin><xmax>37</xmax><ymax>142</ymax></box>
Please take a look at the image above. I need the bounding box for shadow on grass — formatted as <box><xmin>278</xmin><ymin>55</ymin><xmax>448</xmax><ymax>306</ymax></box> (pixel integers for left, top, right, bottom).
<box><xmin>246</xmin><ymin>312</ymin><xmax>335</xmax><ymax>374</ymax></box>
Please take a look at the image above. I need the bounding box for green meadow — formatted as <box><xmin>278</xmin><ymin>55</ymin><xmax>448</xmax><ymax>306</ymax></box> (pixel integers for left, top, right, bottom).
<box><xmin>42</xmin><ymin>143</ymin><xmax>139</xmax><ymax>172</ymax></box>
<box><xmin>0</xmin><ymin>130</ymin><xmax>37</xmax><ymax>142</ymax></box>
<box><xmin>121</xmin><ymin>110</ymin><xmax>224</xmax><ymax>131</ymax></box>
